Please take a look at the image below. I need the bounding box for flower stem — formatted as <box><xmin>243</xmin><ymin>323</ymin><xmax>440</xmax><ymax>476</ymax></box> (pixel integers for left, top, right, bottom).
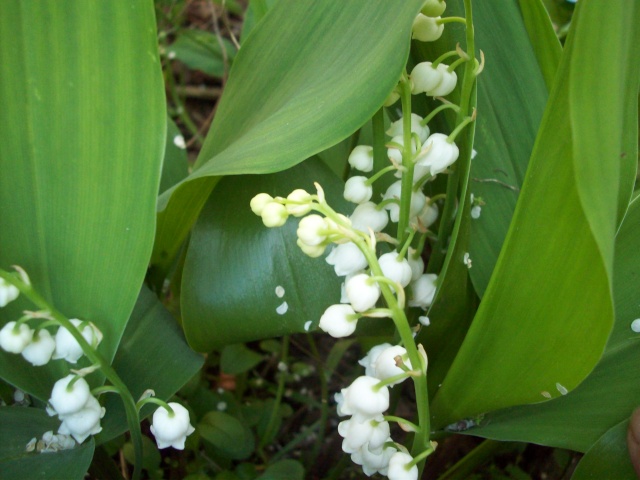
<box><xmin>0</xmin><ymin>269</ymin><xmax>144</xmax><ymax>480</ymax></box>
<box><xmin>397</xmin><ymin>75</ymin><xmax>416</xmax><ymax>247</ymax></box>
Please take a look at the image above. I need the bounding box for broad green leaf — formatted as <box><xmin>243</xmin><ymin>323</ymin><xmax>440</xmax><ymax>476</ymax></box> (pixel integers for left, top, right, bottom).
<box><xmin>571</xmin><ymin>421</ymin><xmax>636</xmax><ymax>480</ymax></box>
<box><xmin>464</xmin><ymin>0</ymin><xmax>549</xmax><ymax>296</ymax></box>
<box><xmin>198</xmin><ymin>411</ymin><xmax>255</xmax><ymax>460</ymax></box>
<box><xmin>0</xmin><ymin>2</ymin><xmax>165</xmax><ymax>397</ymax></box>
<box><xmin>97</xmin><ymin>287</ymin><xmax>204</xmax><ymax>443</ymax></box>
<box><xmin>167</xmin><ymin>30</ymin><xmax>236</xmax><ymax>77</ymax></box>
<box><xmin>151</xmin><ymin>0</ymin><xmax>424</xmax><ymax>278</ymax></box>
<box><xmin>453</xmin><ymin>196</ymin><xmax>640</xmax><ymax>452</ymax></box>
<box><xmin>517</xmin><ymin>0</ymin><xmax>562</xmax><ymax>90</ymax></box>
<box><xmin>0</xmin><ymin>407</ymin><xmax>94</xmax><ymax>479</ymax></box>
<box><xmin>429</xmin><ymin>0</ymin><xmax>638</xmax><ymax>428</ymax></box>
<box><xmin>181</xmin><ymin>159</ymin><xmax>347</xmax><ymax>351</ymax></box>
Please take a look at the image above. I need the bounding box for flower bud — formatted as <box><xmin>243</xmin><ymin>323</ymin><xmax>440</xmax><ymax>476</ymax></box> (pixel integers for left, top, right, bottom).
<box><xmin>297</xmin><ymin>214</ymin><xmax>328</xmax><ymax>246</ymax></box>
<box><xmin>0</xmin><ymin>278</ymin><xmax>19</xmax><ymax>307</ymax></box>
<box><xmin>296</xmin><ymin>239</ymin><xmax>327</xmax><ymax>258</ymax></box>
<box><xmin>348</xmin><ymin>145</ymin><xmax>374</xmax><ymax>173</ymax></box>
<box><xmin>250</xmin><ymin>193</ymin><xmax>274</xmax><ymax>216</ymax></box>
<box><xmin>412</xmin><ymin>14</ymin><xmax>444</xmax><ymax>42</ymax></box>
<box><xmin>150</xmin><ymin>402</ymin><xmax>195</xmax><ymax>450</ymax></box>
<box><xmin>344</xmin><ymin>176</ymin><xmax>373</xmax><ymax>204</ymax></box>
<box><xmin>21</xmin><ymin>329</ymin><xmax>56</xmax><ymax>366</ymax></box>
<box><xmin>407</xmin><ymin>249</ymin><xmax>425</xmax><ymax>282</ymax></box>
<box><xmin>374</xmin><ymin>345</ymin><xmax>411</xmax><ymax>385</ymax></box>
<box><xmin>260</xmin><ymin>202</ymin><xmax>288</xmax><ymax>227</ymax></box>
<box><xmin>346</xmin><ymin>274</ymin><xmax>380</xmax><ymax>312</ymax></box>
<box><xmin>418</xmin><ymin>201</ymin><xmax>439</xmax><ymax>227</ymax></box>
<box><xmin>383</xmin><ymin>89</ymin><xmax>400</xmax><ymax>106</ymax></box>
<box><xmin>319</xmin><ymin>304</ymin><xmax>358</xmax><ymax>338</ymax></box>
<box><xmin>0</xmin><ymin>321</ymin><xmax>34</xmax><ymax>354</ymax></box>
<box><xmin>358</xmin><ymin>343</ymin><xmax>392</xmax><ymax>377</ymax></box>
<box><xmin>421</xmin><ymin>0</ymin><xmax>447</xmax><ymax>17</ymax></box>
<box><xmin>286</xmin><ymin>189</ymin><xmax>312</xmax><ymax>216</ymax></box>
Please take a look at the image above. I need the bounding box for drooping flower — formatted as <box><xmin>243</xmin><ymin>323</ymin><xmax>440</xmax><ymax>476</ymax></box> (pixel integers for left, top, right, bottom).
<box><xmin>48</xmin><ymin>375</ymin><xmax>92</xmax><ymax>416</ymax></box>
<box><xmin>383</xmin><ymin>181</ymin><xmax>426</xmax><ymax>223</ymax></box>
<box><xmin>345</xmin><ymin>274</ymin><xmax>381</xmax><ymax>312</ymax></box>
<box><xmin>378</xmin><ymin>251</ymin><xmax>413</xmax><ymax>288</ymax></box>
<box><xmin>407</xmin><ymin>249</ymin><xmax>425</xmax><ymax>282</ymax></box>
<box><xmin>358</xmin><ymin>343</ymin><xmax>392</xmax><ymax>377</ymax></box>
<box><xmin>319</xmin><ymin>304</ymin><xmax>359</xmax><ymax>338</ymax></box>
<box><xmin>386</xmin><ymin>114</ymin><xmax>430</xmax><ymax>144</ymax></box>
<box><xmin>150</xmin><ymin>402</ymin><xmax>196</xmax><ymax>450</ymax></box>
<box><xmin>0</xmin><ymin>321</ymin><xmax>34</xmax><ymax>354</ymax></box>
<box><xmin>348</xmin><ymin>145</ymin><xmax>374</xmax><ymax>172</ymax></box>
<box><xmin>351</xmin><ymin>444</ymin><xmax>397</xmax><ymax>477</ymax></box>
<box><xmin>0</xmin><ymin>277</ymin><xmax>19</xmax><ymax>307</ymax></box>
<box><xmin>344</xmin><ymin>176</ymin><xmax>373</xmax><ymax>204</ymax></box>
<box><xmin>350</xmin><ymin>202</ymin><xmax>389</xmax><ymax>233</ymax></box>
<box><xmin>53</xmin><ymin>319</ymin><xmax>103</xmax><ymax>364</ymax></box>
<box><xmin>373</xmin><ymin>345</ymin><xmax>411</xmax><ymax>386</ymax></box>
<box><xmin>297</xmin><ymin>214</ymin><xmax>328</xmax><ymax>246</ymax></box>
<box><xmin>336</xmin><ymin>376</ymin><xmax>389</xmax><ymax>421</ymax></box>
<box><xmin>409</xmin><ymin>274</ymin><xmax>438</xmax><ymax>309</ymax></box>
<box><xmin>338</xmin><ymin>415</ymin><xmax>390</xmax><ymax>454</ymax></box>
<box><xmin>412</xmin><ymin>14</ymin><xmax>444</xmax><ymax>42</ymax></box>
<box><xmin>415</xmin><ymin>133</ymin><xmax>459</xmax><ymax>176</ymax></box>
<box><xmin>57</xmin><ymin>395</ymin><xmax>105</xmax><ymax>443</ymax></box>
<box><xmin>326</xmin><ymin>242</ymin><xmax>368</xmax><ymax>277</ymax></box>
<box><xmin>21</xmin><ymin>329</ymin><xmax>56</xmax><ymax>366</ymax></box>
<box><xmin>421</xmin><ymin>0</ymin><xmax>447</xmax><ymax>17</ymax></box>
<box><xmin>387</xmin><ymin>451</ymin><xmax>419</xmax><ymax>480</ymax></box>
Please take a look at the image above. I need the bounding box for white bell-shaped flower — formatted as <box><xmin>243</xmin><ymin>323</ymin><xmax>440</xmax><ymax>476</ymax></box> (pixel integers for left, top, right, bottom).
<box><xmin>410</xmin><ymin>62</ymin><xmax>442</xmax><ymax>95</ymax></box>
<box><xmin>58</xmin><ymin>395</ymin><xmax>105</xmax><ymax>443</ymax></box>
<box><xmin>358</xmin><ymin>343</ymin><xmax>392</xmax><ymax>377</ymax></box>
<box><xmin>21</xmin><ymin>329</ymin><xmax>56</xmax><ymax>366</ymax></box>
<box><xmin>326</xmin><ymin>242</ymin><xmax>368</xmax><ymax>277</ymax></box>
<box><xmin>412</xmin><ymin>13</ymin><xmax>444</xmax><ymax>42</ymax></box>
<box><xmin>421</xmin><ymin>0</ymin><xmax>447</xmax><ymax>17</ymax></box>
<box><xmin>48</xmin><ymin>375</ymin><xmax>91</xmax><ymax>416</ymax></box>
<box><xmin>285</xmin><ymin>189</ymin><xmax>312</xmax><ymax>216</ymax></box>
<box><xmin>346</xmin><ymin>274</ymin><xmax>380</xmax><ymax>313</ymax></box>
<box><xmin>409</xmin><ymin>273</ymin><xmax>438</xmax><ymax>309</ymax></box>
<box><xmin>388</xmin><ymin>451</ymin><xmax>419</xmax><ymax>480</ymax></box>
<box><xmin>374</xmin><ymin>346</ymin><xmax>411</xmax><ymax>386</ymax></box>
<box><xmin>350</xmin><ymin>202</ymin><xmax>389</xmax><ymax>233</ymax></box>
<box><xmin>150</xmin><ymin>402</ymin><xmax>195</xmax><ymax>450</ymax></box>
<box><xmin>351</xmin><ymin>444</ymin><xmax>396</xmax><ymax>477</ymax></box>
<box><xmin>260</xmin><ymin>202</ymin><xmax>288</xmax><ymax>228</ymax></box>
<box><xmin>348</xmin><ymin>145</ymin><xmax>374</xmax><ymax>173</ymax></box>
<box><xmin>383</xmin><ymin>181</ymin><xmax>426</xmax><ymax>223</ymax></box>
<box><xmin>429</xmin><ymin>63</ymin><xmax>458</xmax><ymax>97</ymax></box>
<box><xmin>338</xmin><ymin>416</ymin><xmax>390</xmax><ymax>454</ymax></box>
<box><xmin>0</xmin><ymin>278</ymin><xmax>19</xmax><ymax>307</ymax></box>
<box><xmin>0</xmin><ymin>321</ymin><xmax>34</xmax><ymax>354</ymax></box>
<box><xmin>378</xmin><ymin>251</ymin><xmax>413</xmax><ymax>288</ymax></box>
<box><xmin>250</xmin><ymin>193</ymin><xmax>274</xmax><ymax>216</ymax></box>
<box><xmin>53</xmin><ymin>319</ymin><xmax>103</xmax><ymax>364</ymax></box>
<box><xmin>344</xmin><ymin>176</ymin><xmax>373</xmax><ymax>204</ymax></box>
<box><xmin>297</xmin><ymin>214</ymin><xmax>328</xmax><ymax>246</ymax></box>
<box><xmin>418</xmin><ymin>201</ymin><xmax>439</xmax><ymax>228</ymax></box>
<box><xmin>338</xmin><ymin>376</ymin><xmax>389</xmax><ymax>421</ymax></box>
<box><xmin>387</xmin><ymin>135</ymin><xmax>418</xmax><ymax>165</ymax></box>
<box><xmin>386</xmin><ymin>114</ymin><xmax>430</xmax><ymax>144</ymax></box>
<box><xmin>416</xmin><ymin>133</ymin><xmax>459</xmax><ymax>176</ymax></box>
<box><xmin>407</xmin><ymin>249</ymin><xmax>425</xmax><ymax>282</ymax></box>
<box><xmin>319</xmin><ymin>304</ymin><xmax>358</xmax><ymax>338</ymax></box>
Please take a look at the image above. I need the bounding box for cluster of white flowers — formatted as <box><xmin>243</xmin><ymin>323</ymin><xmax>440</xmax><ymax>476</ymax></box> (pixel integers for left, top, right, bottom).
<box><xmin>0</xmin><ymin>316</ymin><xmax>102</xmax><ymax>367</ymax></box>
<box><xmin>333</xmin><ymin>344</ymin><xmax>418</xmax><ymax>478</ymax></box>
<box><xmin>0</xmin><ymin>270</ymin><xmax>195</xmax><ymax>452</ymax></box>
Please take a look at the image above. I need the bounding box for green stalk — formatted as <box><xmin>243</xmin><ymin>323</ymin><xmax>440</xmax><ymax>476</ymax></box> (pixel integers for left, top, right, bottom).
<box><xmin>0</xmin><ymin>270</ymin><xmax>144</xmax><ymax>480</ymax></box>
<box><xmin>427</xmin><ymin>0</ymin><xmax>476</xmax><ymax>274</ymax></box>
<box><xmin>397</xmin><ymin>76</ymin><xmax>416</xmax><ymax>246</ymax></box>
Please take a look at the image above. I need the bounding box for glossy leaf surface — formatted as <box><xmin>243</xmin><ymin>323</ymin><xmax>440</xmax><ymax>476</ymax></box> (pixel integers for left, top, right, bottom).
<box><xmin>182</xmin><ymin>159</ymin><xmax>348</xmax><ymax>351</ymax></box>
<box><xmin>152</xmin><ymin>0</ymin><xmax>424</xmax><ymax>275</ymax></box>
<box><xmin>430</xmin><ymin>0</ymin><xmax>637</xmax><ymax>428</ymax></box>
<box><xmin>0</xmin><ymin>1</ymin><xmax>165</xmax><ymax>396</ymax></box>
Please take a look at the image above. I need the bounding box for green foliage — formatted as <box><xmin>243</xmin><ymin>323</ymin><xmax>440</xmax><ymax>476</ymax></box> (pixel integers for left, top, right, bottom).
<box><xmin>167</xmin><ymin>30</ymin><xmax>236</xmax><ymax>77</ymax></box>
